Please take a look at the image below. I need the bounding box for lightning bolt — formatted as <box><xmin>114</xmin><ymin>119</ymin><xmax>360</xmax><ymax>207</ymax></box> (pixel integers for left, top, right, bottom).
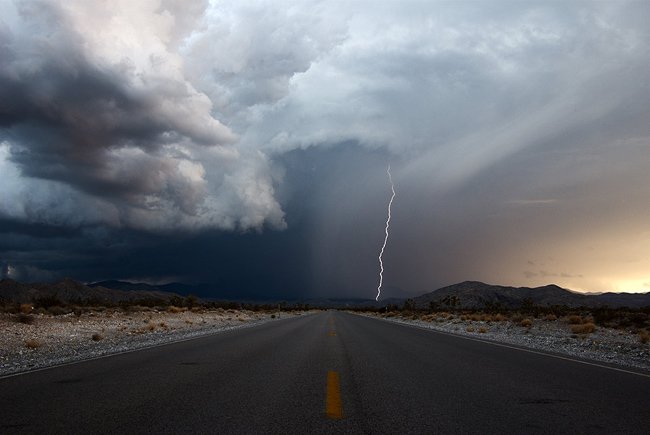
<box><xmin>376</xmin><ymin>164</ymin><xmax>396</xmax><ymax>301</ymax></box>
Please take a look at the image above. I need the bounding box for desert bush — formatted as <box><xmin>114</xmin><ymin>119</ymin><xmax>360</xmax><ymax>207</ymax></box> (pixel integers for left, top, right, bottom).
<box><xmin>493</xmin><ymin>313</ymin><xmax>507</xmax><ymax>322</ymax></box>
<box><xmin>19</xmin><ymin>303</ymin><xmax>33</xmax><ymax>314</ymax></box>
<box><xmin>520</xmin><ymin>318</ymin><xmax>533</xmax><ymax>328</ymax></box>
<box><xmin>16</xmin><ymin>313</ymin><xmax>35</xmax><ymax>324</ymax></box>
<box><xmin>545</xmin><ymin>314</ymin><xmax>558</xmax><ymax>321</ymax></box>
<box><xmin>466</xmin><ymin>326</ymin><xmax>475</xmax><ymax>333</ymax></box>
<box><xmin>167</xmin><ymin>305</ymin><xmax>183</xmax><ymax>313</ymax></box>
<box><xmin>638</xmin><ymin>330</ymin><xmax>649</xmax><ymax>344</ymax></box>
<box><xmin>568</xmin><ymin>315</ymin><xmax>584</xmax><ymax>325</ymax></box>
<box><xmin>511</xmin><ymin>314</ymin><xmax>524</xmax><ymax>323</ymax></box>
<box><xmin>33</xmin><ymin>294</ymin><xmax>63</xmax><ymax>309</ymax></box>
<box><xmin>478</xmin><ymin>327</ymin><xmax>487</xmax><ymax>333</ymax></box>
<box><xmin>91</xmin><ymin>333</ymin><xmax>103</xmax><ymax>341</ymax></box>
<box><xmin>25</xmin><ymin>338</ymin><xmax>42</xmax><ymax>349</ymax></box>
<box><xmin>48</xmin><ymin>306</ymin><xmax>70</xmax><ymax>316</ymax></box>
<box><xmin>571</xmin><ymin>323</ymin><xmax>596</xmax><ymax>334</ymax></box>
<box><xmin>621</xmin><ymin>312</ymin><xmax>650</xmax><ymax>329</ymax></box>
<box><xmin>271</xmin><ymin>314</ymin><xmax>276</xmax><ymax>318</ymax></box>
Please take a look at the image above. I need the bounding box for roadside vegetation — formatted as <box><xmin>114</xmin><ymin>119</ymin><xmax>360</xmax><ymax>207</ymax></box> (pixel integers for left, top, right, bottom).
<box><xmin>349</xmin><ymin>300</ymin><xmax>650</xmax><ymax>344</ymax></box>
<box><xmin>0</xmin><ymin>295</ymin><xmax>319</xmax><ymax>354</ymax></box>
<box><xmin>1</xmin><ymin>293</ymin><xmax>317</xmax><ymax>318</ymax></box>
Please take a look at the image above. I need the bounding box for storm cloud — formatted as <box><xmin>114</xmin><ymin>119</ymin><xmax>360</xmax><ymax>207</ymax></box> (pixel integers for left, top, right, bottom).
<box><xmin>2</xmin><ymin>0</ymin><xmax>650</xmax><ymax>297</ymax></box>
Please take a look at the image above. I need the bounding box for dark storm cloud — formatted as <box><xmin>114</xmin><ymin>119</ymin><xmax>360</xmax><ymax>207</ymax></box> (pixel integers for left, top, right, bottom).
<box><xmin>2</xmin><ymin>1</ymin><xmax>650</xmax><ymax>295</ymax></box>
<box><xmin>0</xmin><ymin>0</ymin><xmax>284</xmax><ymax>232</ymax></box>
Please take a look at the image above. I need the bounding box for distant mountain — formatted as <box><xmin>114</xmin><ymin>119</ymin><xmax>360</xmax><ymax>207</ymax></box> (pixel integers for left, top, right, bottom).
<box><xmin>0</xmin><ymin>278</ymin><xmax>179</xmax><ymax>305</ymax></box>
<box><xmin>413</xmin><ymin>281</ymin><xmax>650</xmax><ymax>309</ymax></box>
<box><xmin>90</xmin><ymin>280</ymin><xmax>222</xmax><ymax>299</ymax></box>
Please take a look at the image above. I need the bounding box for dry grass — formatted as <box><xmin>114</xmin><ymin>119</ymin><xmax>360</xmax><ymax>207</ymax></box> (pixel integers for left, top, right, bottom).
<box><xmin>167</xmin><ymin>306</ymin><xmax>184</xmax><ymax>313</ymax></box>
<box><xmin>520</xmin><ymin>318</ymin><xmax>533</xmax><ymax>328</ymax></box>
<box><xmin>568</xmin><ymin>315</ymin><xmax>583</xmax><ymax>324</ymax></box>
<box><xmin>25</xmin><ymin>338</ymin><xmax>42</xmax><ymax>349</ymax></box>
<box><xmin>571</xmin><ymin>323</ymin><xmax>596</xmax><ymax>334</ymax></box>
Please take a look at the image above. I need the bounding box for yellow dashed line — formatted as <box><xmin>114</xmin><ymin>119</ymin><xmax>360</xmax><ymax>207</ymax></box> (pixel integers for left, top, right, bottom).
<box><xmin>326</xmin><ymin>371</ymin><xmax>343</xmax><ymax>420</ymax></box>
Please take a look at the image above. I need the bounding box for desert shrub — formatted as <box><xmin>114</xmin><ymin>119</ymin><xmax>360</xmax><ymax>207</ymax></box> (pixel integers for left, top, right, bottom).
<box><xmin>25</xmin><ymin>338</ymin><xmax>42</xmax><ymax>349</ymax></box>
<box><xmin>19</xmin><ymin>303</ymin><xmax>33</xmax><ymax>314</ymax></box>
<box><xmin>568</xmin><ymin>315</ymin><xmax>583</xmax><ymax>324</ymax></box>
<box><xmin>571</xmin><ymin>323</ymin><xmax>596</xmax><ymax>334</ymax></box>
<box><xmin>493</xmin><ymin>313</ymin><xmax>507</xmax><ymax>322</ymax></box>
<box><xmin>520</xmin><ymin>318</ymin><xmax>533</xmax><ymax>328</ymax></box>
<box><xmin>16</xmin><ymin>313</ymin><xmax>35</xmax><ymax>324</ymax></box>
<box><xmin>48</xmin><ymin>306</ymin><xmax>71</xmax><ymax>316</ymax></box>
<box><xmin>184</xmin><ymin>295</ymin><xmax>198</xmax><ymax>308</ymax></box>
<box><xmin>545</xmin><ymin>314</ymin><xmax>558</xmax><ymax>321</ymax></box>
<box><xmin>478</xmin><ymin>327</ymin><xmax>487</xmax><ymax>333</ymax></box>
<box><xmin>33</xmin><ymin>294</ymin><xmax>63</xmax><ymax>309</ymax></box>
<box><xmin>167</xmin><ymin>306</ymin><xmax>183</xmax><ymax>313</ymax></box>
<box><xmin>466</xmin><ymin>326</ymin><xmax>475</xmax><ymax>333</ymax></box>
<box><xmin>638</xmin><ymin>330</ymin><xmax>649</xmax><ymax>344</ymax></box>
<box><xmin>511</xmin><ymin>314</ymin><xmax>524</xmax><ymax>323</ymax></box>
<box><xmin>621</xmin><ymin>312</ymin><xmax>649</xmax><ymax>329</ymax></box>
<box><xmin>91</xmin><ymin>333</ymin><xmax>103</xmax><ymax>341</ymax></box>
<box><xmin>271</xmin><ymin>314</ymin><xmax>276</xmax><ymax>318</ymax></box>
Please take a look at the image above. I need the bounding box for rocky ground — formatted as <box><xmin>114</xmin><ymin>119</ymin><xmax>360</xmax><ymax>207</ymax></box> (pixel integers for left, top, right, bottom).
<box><xmin>361</xmin><ymin>311</ymin><xmax>650</xmax><ymax>372</ymax></box>
<box><xmin>0</xmin><ymin>308</ymin><xmax>302</xmax><ymax>377</ymax></box>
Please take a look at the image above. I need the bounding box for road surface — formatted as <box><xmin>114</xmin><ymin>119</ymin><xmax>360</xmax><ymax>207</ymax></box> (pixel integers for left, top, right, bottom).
<box><xmin>1</xmin><ymin>311</ymin><xmax>649</xmax><ymax>434</ymax></box>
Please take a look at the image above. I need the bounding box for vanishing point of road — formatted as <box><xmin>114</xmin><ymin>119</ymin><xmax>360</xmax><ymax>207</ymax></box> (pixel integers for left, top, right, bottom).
<box><xmin>1</xmin><ymin>311</ymin><xmax>649</xmax><ymax>434</ymax></box>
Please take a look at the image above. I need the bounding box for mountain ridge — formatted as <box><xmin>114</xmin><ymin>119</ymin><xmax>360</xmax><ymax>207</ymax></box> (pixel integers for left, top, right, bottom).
<box><xmin>0</xmin><ymin>278</ymin><xmax>178</xmax><ymax>305</ymax></box>
<box><xmin>413</xmin><ymin>280</ymin><xmax>650</xmax><ymax>309</ymax></box>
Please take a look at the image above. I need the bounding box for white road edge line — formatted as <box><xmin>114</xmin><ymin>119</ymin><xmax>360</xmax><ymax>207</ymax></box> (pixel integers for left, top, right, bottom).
<box><xmin>356</xmin><ymin>313</ymin><xmax>650</xmax><ymax>379</ymax></box>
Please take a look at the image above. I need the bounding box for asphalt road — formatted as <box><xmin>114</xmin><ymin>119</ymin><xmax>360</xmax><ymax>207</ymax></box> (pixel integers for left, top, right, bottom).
<box><xmin>1</xmin><ymin>311</ymin><xmax>649</xmax><ymax>434</ymax></box>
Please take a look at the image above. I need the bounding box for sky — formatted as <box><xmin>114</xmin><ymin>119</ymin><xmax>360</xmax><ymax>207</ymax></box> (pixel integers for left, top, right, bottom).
<box><xmin>1</xmin><ymin>0</ymin><xmax>650</xmax><ymax>299</ymax></box>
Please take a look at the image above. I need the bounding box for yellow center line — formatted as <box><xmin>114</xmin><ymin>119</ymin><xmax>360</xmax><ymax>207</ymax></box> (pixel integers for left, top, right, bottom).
<box><xmin>326</xmin><ymin>371</ymin><xmax>343</xmax><ymax>420</ymax></box>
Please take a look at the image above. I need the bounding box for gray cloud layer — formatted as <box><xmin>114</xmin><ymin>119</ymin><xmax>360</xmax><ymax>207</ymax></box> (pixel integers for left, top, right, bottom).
<box><xmin>1</xmin><ymin>0</ymin><xmax>650</xmax><ymax>295</ymax></box>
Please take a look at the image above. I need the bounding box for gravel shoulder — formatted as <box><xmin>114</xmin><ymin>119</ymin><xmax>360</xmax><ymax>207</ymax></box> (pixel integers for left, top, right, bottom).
<box><xmin>1</xmin><ymin>308</ymin><xmax>305</xmax><ymax>377</ymax></box>
<box><xmin>358</xmin><ymin>311</ymin><xmax>650</xmax><ymax>373</ymax></box>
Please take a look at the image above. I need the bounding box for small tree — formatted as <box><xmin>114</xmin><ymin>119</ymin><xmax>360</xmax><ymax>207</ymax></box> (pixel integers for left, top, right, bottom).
<box><xmin>402</xmin><ymin>299</ymin><xmax>416</xmax><ymax>312</ymax></box>
<box><xmin>184</xmin><ymin>294</ymin><xmax>198</xmax><ymax>308</ymax></box>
